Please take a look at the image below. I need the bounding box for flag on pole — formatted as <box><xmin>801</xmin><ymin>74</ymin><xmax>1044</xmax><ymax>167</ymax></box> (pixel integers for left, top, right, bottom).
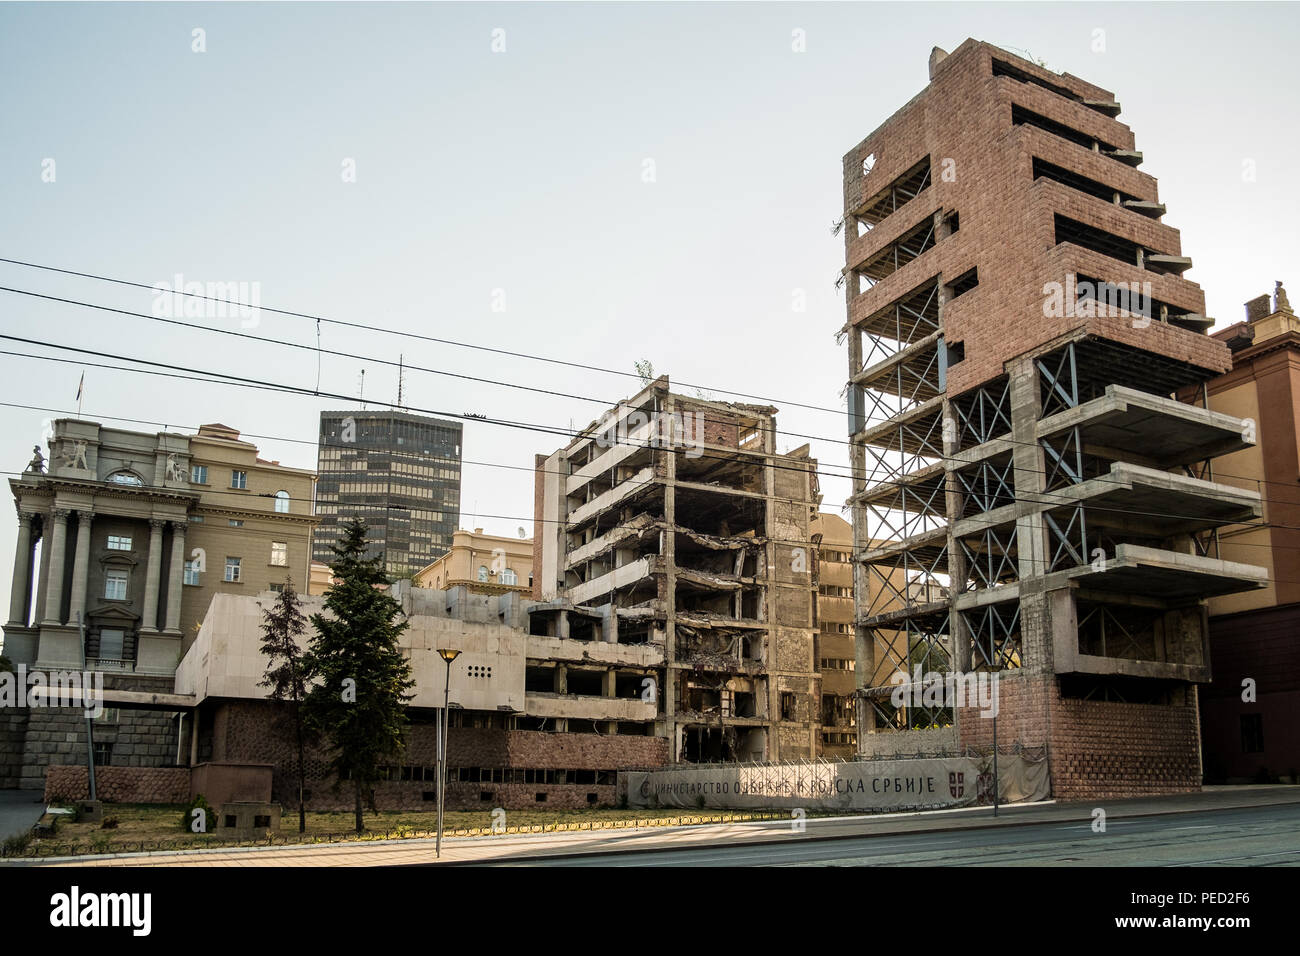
<box><xmin>75</xmin><ymin>372</ymin><xmax>84</xmax><ymax>402</ymax></box>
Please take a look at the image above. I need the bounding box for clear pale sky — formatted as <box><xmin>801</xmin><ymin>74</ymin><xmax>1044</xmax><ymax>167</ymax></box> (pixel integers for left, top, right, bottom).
<box><xmin>1</xmin><ymin>2</ymin><xmax>1297</xmax><ymax>625</ymax></box>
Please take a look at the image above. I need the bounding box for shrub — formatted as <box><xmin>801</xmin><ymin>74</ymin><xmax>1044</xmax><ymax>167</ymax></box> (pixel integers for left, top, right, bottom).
<box><xmin>2</xmin><ymin>830</ymin><xmax>33</xmax><ymax>856</ymax></box>
<box><xmin>180</xmin><ymin>794</ymin><xmax>216</xmax><ymax>834</ymax></box>
<box><xmin>101</xmin><ymin>817</ymin><xmax>119</xmax><ymax>830</ymax></box>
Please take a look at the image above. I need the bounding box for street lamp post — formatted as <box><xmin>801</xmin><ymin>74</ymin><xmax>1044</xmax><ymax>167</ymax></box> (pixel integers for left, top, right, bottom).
<box><xmin>436</xmin><ymin>647</ymin><xmax>461</xmax><ymax>858</ymax></box>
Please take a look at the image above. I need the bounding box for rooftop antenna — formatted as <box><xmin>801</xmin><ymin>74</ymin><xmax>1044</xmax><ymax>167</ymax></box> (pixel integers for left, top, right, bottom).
<box><xmin>358</xmin><ymin>368</ymin><xmax>366</xmax><ymax>409</ymax></box>
<box><xmin>396</xmin><ymin>354</ymin><xmax>405</xmax><ymax>409</ymax></box>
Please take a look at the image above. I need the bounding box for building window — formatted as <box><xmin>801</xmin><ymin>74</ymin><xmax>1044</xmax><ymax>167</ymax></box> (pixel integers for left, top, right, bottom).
<box><xmin>104</xmin><ymin>569</ymin><xmax>128</xmax><ymax>600</ymax></box>
<box><xmin>229</xmin><ymin>519</ymin><xmax>244</xmax><ymax>527</ymax></box>
<box><xmin>190</xmin><ymin>464</ymin><xmax>208</xmax><ymax>484</ymax></box>
<box><xmin>500</xmin><ymin>568</ymin><xmax>517</xmax><ymax>586</ymax></box>
<box><xmin>98</xmin><ymin>628</ymin><xmax>125</xmax><ymax>660</ymax></box>
<box><xmin>477</xmin><ymin>566</ymin><xmax>489</xmax><ymax>582</ymax></box>
<box><xmin>106</xmin><ymin>535</ymin><xmax>132</xmax><ymax>551</ymax></box>
<box><xmin>780</xmin><ymin>692</ymin><xmax>796</xmax><ymax>721</ymax></box>
<box><xmin>224</xmin><ymin>557</ymin><xmax>242</xmax><ymax>583</ymax></box>
<box><xmin>189</xmin><ymin>514</ymin><xmax>204</xmax><ymax>523</ymax></box>
<box><xmin>270</xmin><ymin>542</ymin><xmax>287</xmax><ymax>567</ymax></box>
<box><xmin>107</xmin><ymin>472</ymin><xmax>143</xmax><ymax>486</ymax></box>
<box><xmin>275</xmin><ymin>490</ymin><xmax>290</xmax><ymax>513</ymax></box>
<box><xmin>270</xmin><ymin>582</ymin><xmax>285</xmax><ymax>594</ymax></box>
<box><xmin>231</xmin><ymin>470</ymin><xmax>248</xmax><ymax>489</ymax></box>
<box><xmin>93</xmin><ymin>742</ymin><xmax>113</xmax><ymax>767</ymax></box>
<box><xmin>1241</xmin><ymin>714</ymin><xmax>1264</xmax><ymax>754</ymax></box>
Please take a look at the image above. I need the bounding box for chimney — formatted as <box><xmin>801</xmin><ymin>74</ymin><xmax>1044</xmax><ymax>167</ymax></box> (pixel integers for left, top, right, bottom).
<box><xmin>928</xmin><ymin>47</ymin><xmax>949</xmax><ymax>80</ymax></box>
<box><xmin>1244</xmin><ymin>294</ymin><xmax>1271</xmax><ymax>323</ymax></box>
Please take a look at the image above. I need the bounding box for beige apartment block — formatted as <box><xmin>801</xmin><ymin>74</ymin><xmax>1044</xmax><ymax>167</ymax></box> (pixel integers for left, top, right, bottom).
<box><xmin>534</xmin><ymin>375</ymin><xmax>823</xmax><ymax>763</ymax></box>
<box><xmin>413</xmin><ymin>527</ymin><xmax>533</xmax><ymax>595</ymax></box>
<box><xmin>811</xmin><ymin>512</ymin><xmax>857</xmax><ymax>757</ymax></box>
<box><xmin>4</xmin><ymin>420</ymin><xmax>316</xmax><ymax>672</ymax></box>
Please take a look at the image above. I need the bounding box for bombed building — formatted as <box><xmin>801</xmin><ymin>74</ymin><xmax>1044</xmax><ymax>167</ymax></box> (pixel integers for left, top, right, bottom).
<box><xmin>842</xmin><ymin>40</ymin><xmax>1268</xmax><ymax>799</ymax></box>
<box><xmin>533</xmin><ymin>375</ymin><xmax>823</xmax><ymax>763</ymax></box>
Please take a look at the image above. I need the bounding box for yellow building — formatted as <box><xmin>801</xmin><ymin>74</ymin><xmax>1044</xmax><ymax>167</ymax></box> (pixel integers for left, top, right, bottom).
<box><xmin>413</xmin><ymin>527</ymin><xmax>533</xmax><ymax>595</ymax></box>
<box><xmin>812</xmin><ymin>512</ymin><xmax>857</xmax><ymax>758</ymax></box>
<box><xmin>4</xmin><ymin>420</ymin><xmax>316</xmax><ymax>670</ymax></box>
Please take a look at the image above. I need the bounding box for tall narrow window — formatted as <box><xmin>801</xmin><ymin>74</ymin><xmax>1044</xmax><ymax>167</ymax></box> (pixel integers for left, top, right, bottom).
<box><xmin>275</xmin><ymin>490</ymin><xmax>290</xmax><ymax>513</ymax></box>
<box><xmin>231</xmin><ymin>470</ymin><xmax>247</xmax><ymax>490</ymax></box>
<box><xmin>270</xmin><ymin>542</ymin><xmax>288</xmax><ymax>567</ymax></box>
<box><xmin>190</xmin><ymin>464</ymin><xmax>208</xmax><ymax>484</ymax></box>
<box><xmin>184</xmin><ymin>559</ymin><xmax>201</xmax><ymax>586</ymax></box>
<box><xmin>104</xmin><ymin>569</ymin><xmax>128</xmax><ymax>600</ymax></box>
<box><xmin>224</xmin><ymin>557</ymin><xmax>242</xmax><ymax>583</ymax></box>
<box><xmin>477</xmin><ymin>566</ymin><xmax>489</xmax><ymax>582</ymax></box>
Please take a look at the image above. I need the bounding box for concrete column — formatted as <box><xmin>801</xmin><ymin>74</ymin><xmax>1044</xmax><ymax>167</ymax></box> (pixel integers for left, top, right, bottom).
<box><xmin>164</xmin><ymin>520</ymin><xmax>187</xmax><ymax>633</ymax></box>
<box><xmin>140</xmin><ymin>518</ymin><xmax>166</xmax><ymax>633</ymax></box>
<box><xmin>68</xmin><ymin>511</ymin><xmax>94</xmax><ymax>624</ymax></box>
<box><xmin>40</xmin><ymin>508</ymin><xmax>70</xmax><ymax>625</ymax></box>
<box><xmin>8</xmin><ymin>510</ymin><xmax>34</xmax><ymax>626</ymax></box>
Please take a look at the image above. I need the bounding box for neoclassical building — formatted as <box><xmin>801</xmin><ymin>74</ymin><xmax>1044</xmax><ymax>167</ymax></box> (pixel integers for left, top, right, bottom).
<box><xmin>4</xmin><ymin>420</ymin><xmax>317</xmax><ymax>673</ymax></box>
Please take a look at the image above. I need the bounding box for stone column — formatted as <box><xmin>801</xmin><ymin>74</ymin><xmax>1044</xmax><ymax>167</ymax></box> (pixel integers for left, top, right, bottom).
<box><xmin>8</xmin><ymin>510</ymin><xmax>34</xmax><ymax>626</ymax></box>
<box><xmin>140</xmin><ymin>518</ymin><xmax>166</xmax><ymax>633</ymax></box>
<box><xmin>68</xmin><ymin>511</ymin><xmax>94</xmax><ymax>625</ymax></box>
<box><xmin>40</xmin><ymin>508</ymin><xmax>70</xmax><ymax>625</ymax></box>
<box><xmin>164</xmin><ymin>520</ymin><xmax>186</xmax><ymax>634</ymax></box>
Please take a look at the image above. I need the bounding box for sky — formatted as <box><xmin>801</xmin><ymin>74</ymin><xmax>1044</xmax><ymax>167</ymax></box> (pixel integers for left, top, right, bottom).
<box><xmin>1</xmin><ymin>1</ymin><xmax>1298</xmax><ymax>624</ymax></box>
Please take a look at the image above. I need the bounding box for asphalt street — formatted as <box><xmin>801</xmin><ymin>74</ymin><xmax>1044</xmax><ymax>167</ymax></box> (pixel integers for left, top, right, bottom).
<box><xmin>481</xmin><ymin>803</ymin><xmax>1300</xmax><ymax>866</ymax></box>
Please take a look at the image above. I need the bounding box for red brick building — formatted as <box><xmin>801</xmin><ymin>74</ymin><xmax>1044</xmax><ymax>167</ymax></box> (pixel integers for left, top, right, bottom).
<box><xmin>1197</xmin><ymin>285</ymin><xmax>1300</xmax><ymax>783</ymax></box>
<box><xmin>844</xmin><ymin>40</ymin><xmax>1267</xmax><ymax>799</ymax></box>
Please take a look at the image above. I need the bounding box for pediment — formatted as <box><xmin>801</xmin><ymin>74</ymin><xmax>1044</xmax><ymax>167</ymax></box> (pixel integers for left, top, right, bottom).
<box><xmin>87</xmin><ymin>603</ymin><xmax>141</xmax><ymax>623</ymax></box>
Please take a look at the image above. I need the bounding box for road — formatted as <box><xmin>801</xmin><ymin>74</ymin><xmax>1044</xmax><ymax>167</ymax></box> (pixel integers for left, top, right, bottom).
<box><xmin>480</xmin><ymin>803</ymin><xmax>1300</xmax><ymax>866</ymax></box>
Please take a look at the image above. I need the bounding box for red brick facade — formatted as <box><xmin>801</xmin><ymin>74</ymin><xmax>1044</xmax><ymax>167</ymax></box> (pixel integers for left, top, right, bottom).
<box><xmin>843</xmin><ymin>39</ymin><xmax>1230</xmax><ymax>396</ymax></box>
<box><xmin>205</xmin><ymin>699</ymin><xmax>669</xmax><ymax>811</ymax></box>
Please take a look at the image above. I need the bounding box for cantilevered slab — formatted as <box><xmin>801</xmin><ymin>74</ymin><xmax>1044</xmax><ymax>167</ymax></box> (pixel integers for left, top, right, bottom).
<box><xmin>853</xmin><ymin>461</ymin><xmax>946</xmax><ymax>515</ymax></box>
<box><xmin>853</xmin><ymin>329</ymin><xmax>944</xmax><ymax>402</ymax></box>
<box><xmin>1044</xmin><ymin>461</ymin><xmax>1261</xmax><ymax>535</ymax></box>
<box><xmin>857</xmin><ymin>525</ymin><xmax>949</xmax><ymax>571</ymax></box>
<box><xmin>1066</xmin><ymin>544</ymin><xmax>1267</xmax><ymax>598</ymax></box>
<box><xmin>859</xmin><ymin>601</ymin><xmax>948</xmax><ymax>630</ymax></box>
<box><xmin>855</xmin><ymin>395</ymin><xmax>944</xmax><ymax>454</ymax></box>
<box><xmin>1037</xmin><ymin>384</ymin><xmax>1255</xmax><ymax>467</ymax></box>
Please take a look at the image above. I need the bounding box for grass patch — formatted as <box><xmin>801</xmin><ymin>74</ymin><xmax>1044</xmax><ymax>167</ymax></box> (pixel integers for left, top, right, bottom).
<box><xmin>34</xmin><ymin>803</ymin><xmax>797</xmax><ymax>855</ymax></box>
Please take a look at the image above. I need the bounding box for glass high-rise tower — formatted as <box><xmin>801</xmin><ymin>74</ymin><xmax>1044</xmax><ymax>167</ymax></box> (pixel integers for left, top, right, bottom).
<box><xmin>314</xmin><ymin>410</ymin><xmax>462</xmax><ymax>577</ymax></box>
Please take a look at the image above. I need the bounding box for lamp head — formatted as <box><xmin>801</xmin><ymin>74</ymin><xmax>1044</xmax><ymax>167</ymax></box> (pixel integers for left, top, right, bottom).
<box><xmin>439</xmin><ymin>648</ymin><xmax>462</xmax><ymax>663</ymax></box>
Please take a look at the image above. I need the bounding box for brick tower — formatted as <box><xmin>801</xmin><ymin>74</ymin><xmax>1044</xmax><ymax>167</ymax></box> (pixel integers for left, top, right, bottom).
<box><xmin>842</xmin><ymin>40</ymin><xmax>1268</xmax><ymax>799</ymax></box>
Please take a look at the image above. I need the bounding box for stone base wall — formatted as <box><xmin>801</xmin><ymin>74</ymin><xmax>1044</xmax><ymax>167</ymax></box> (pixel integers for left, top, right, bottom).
<box><xmin>9</xmin><ymin>674</ymin><xmax>182</xmax><ymax>791</ymax></box>
<box><xmin>44</xmin><ymin>765</ymin><xmax>191</xmax><ymax>803</ymax></box>
<box><xmin>211</xmin><ymin>698</ymin><xmax>669</xmax><ymax>811</ymax></box>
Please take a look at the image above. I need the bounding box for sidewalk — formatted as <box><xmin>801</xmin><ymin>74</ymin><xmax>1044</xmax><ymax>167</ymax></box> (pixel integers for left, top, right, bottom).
<box><xmin>0</xmin><ymin>790</ymin><xmax>44</xmax><ymax>843</ymax></box>
<box><xmin>8</xmin><ymin>784</ymin><xmax>1299</xmax><ymax>867</ymax></box>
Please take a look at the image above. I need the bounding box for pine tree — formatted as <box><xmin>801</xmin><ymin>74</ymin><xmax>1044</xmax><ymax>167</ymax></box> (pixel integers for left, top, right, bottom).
<box><xmin>301</xmin><ymin>518</ymin><xmax>415</xmax><ymax>833</ymax></box>
<box><xmin>257</xmin><ymin>577</ymin><xmax>311</xmax><ymax>833</ymax></box>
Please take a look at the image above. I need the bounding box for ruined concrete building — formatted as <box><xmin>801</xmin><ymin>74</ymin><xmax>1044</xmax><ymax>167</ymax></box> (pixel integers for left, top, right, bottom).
<box><xmin>842</xmin><ymin>40</ymin><xmax>1268</xmax><ymax>799</ymax></box>
<box><xmin>533</xmin><ymin>375</ymin><xmax>822</xmax><ymax>762</ymax></box>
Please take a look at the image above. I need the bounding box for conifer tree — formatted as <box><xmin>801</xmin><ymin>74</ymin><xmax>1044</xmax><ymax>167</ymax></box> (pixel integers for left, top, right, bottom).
<box><xmin>258</xmin><ymin>577</ymin><xmax>311</xmax><ymax>833</ymax></box>
<box><xmin>302</xmin><ymin>518</ymin><xmax>415</xmax><ymax>833</ymax></box>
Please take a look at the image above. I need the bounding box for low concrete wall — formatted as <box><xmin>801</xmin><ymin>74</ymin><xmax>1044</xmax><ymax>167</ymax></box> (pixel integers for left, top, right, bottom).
<box><xmin>190</xmin><ymin>762</ymin><xmax>273</xmax><ymax>805</ymax></box>
<box><xmin>44</xmin><ymin>765</ymin><xmax>191</xmax><ymax>804</ymax></box>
